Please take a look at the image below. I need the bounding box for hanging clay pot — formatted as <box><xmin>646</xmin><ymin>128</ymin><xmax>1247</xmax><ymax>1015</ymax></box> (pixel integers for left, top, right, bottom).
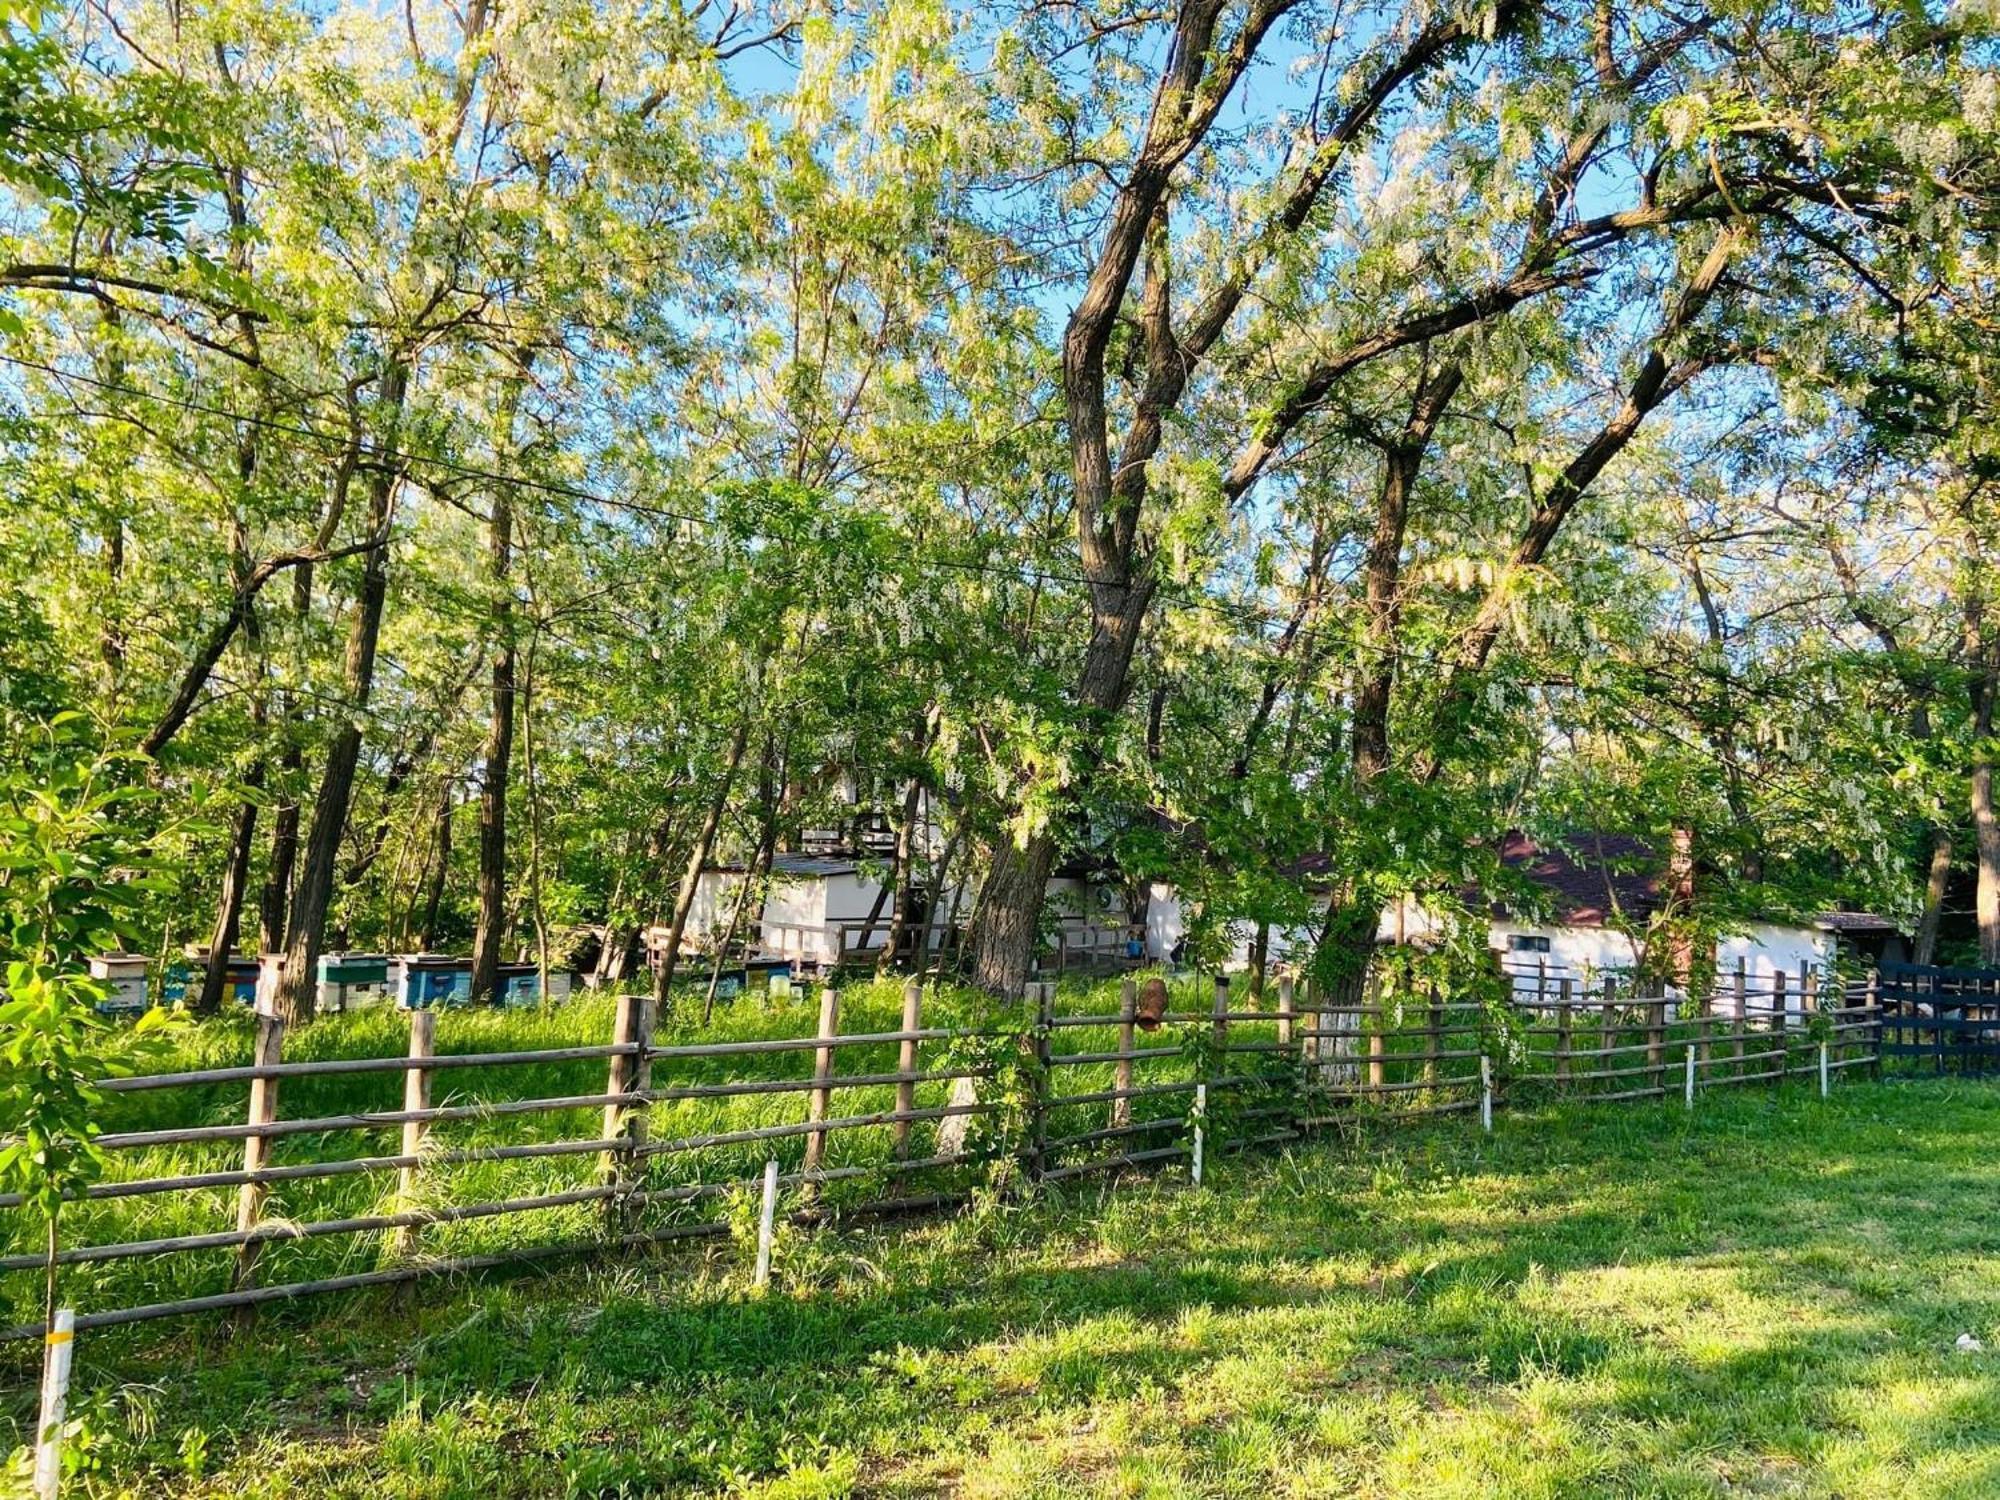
<box><xmin>1137</xmin><ymin>976</ymin><xmax>1170</xmax><ymax>1032</ymax></box>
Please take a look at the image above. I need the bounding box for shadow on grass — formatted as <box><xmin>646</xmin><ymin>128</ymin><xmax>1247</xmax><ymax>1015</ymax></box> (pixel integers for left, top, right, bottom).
<box><xmin>12</xmin><ymin>1078</ymin><xmax>2000</xmax><ymax>1497</ymax></box>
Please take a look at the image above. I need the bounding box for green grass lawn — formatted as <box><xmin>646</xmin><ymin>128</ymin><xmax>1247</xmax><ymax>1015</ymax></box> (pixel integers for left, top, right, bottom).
<box><xmin>8</xmin><ymin>1072</ymin><xmax>1999</xmax><ymax>1498</ymax></box>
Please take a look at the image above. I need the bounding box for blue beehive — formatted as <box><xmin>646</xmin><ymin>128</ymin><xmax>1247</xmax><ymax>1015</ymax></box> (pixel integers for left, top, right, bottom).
<box><xmin>395</xmin><ymin>955</ymin><xmax>473</xmax><ymax>1010</ymax></box>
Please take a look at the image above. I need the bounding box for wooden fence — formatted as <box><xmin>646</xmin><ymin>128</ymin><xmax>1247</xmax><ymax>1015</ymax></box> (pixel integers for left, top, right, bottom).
<box><xmin>2</xmin><ymin>968</ymin><xmax>1885</xmax><ymax>1342</ymax></box>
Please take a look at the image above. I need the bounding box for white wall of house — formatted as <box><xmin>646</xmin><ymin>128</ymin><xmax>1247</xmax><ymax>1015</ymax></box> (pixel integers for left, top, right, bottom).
<box><xmin>685</xmin><ymin>871</ymin><xmax>745</xmax><ymax>948</ymax></box>
<box><xmin>1713</xmin><ymin>924</ymin><xmax>1834</xmax><ymax>1014</ymax></box>
<box><xmin>762</xmin><ymin>875</ymin><xmax>832</xmax><ymax>962</ymax></box>
<box><xmin>1144</xmin><ymin>886</ymin><xmax>1838</xmax><ymax>1018</ymax></box>
<box><xmin>1490</xmin><ymin>919</ymin><xmax>1643</xmax><ymax>990</ymax></box>
<box><xmin>686</xmin><ymin>864</ymin><xmax>998</xmax><ymax>966</ymax></box>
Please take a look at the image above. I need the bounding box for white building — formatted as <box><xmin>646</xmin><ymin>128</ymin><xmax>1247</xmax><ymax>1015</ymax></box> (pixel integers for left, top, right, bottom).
<box><xmin>1142</xmin><ymin>830</ymin><xmax>1904</xmax><ymax>1009</ymax></box>
<box><xmin>676</xmin><ymin>854</ymin><xmax>1132</xmax><ymax>973</ymax></box>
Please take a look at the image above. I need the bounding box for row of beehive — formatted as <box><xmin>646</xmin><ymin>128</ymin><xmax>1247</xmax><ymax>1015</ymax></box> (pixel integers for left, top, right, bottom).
<box><xmin>83</xmin><ymin>952</ymin><xmax>575</xmax><ymax>1015</ymax></box>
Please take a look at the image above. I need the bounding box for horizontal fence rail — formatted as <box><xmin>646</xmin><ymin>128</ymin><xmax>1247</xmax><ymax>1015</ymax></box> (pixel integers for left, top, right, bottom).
<box><xmin>1</xmin><ymin>964</ymin><xmax>1898</xmax><ymax>1343</ymax></box>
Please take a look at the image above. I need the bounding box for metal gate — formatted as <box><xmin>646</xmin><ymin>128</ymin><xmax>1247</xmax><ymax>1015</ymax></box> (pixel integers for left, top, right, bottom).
<box><xmin>1873</xmin><ymin>962</ymin><xmax>2000</xmax><ymax>1073</ymax></box>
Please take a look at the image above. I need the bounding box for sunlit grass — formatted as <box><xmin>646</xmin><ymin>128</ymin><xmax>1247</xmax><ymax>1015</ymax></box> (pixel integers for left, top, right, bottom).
<box><xmin>2</xmin><ymin>1067</ymin><xmax>1996</xmax><ymax>1497</ymax></box>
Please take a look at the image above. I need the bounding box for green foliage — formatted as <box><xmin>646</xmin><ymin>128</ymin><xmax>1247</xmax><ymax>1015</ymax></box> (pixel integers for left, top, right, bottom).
<box><xmin>0</xmin><ymin>717</ymin><xmax>181</xmax><ymax>1324</ymax></box>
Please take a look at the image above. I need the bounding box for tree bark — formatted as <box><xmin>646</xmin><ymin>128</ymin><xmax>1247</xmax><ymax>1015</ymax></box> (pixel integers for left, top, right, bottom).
<box><xmin>276</xmin><ymin>359</ymin><xmax>408</xmax><ymax>1022</ymax></box>
<box><xmin>1352</xmin><ymin>361</ymin><xmax>1462</xmax><ymax>784</ymax></box>
<box><xmin>197</xmin><ymin>763</ymin><xmax>262</xmax><ymax>1016</ymax></box>
<box><xmin>469</xmin><ymin>454</ymin><xmax>518</xmax><ymax>1005</ymax></box>
<box><xmin>1969</xmin><ymin>592</ymin><xmax>2000</xmax><ymax>966</ymax></box>
<box><xmin>1914</xmin><ymin>825</ymin><xmax>1952</xmax><ymax>966</ymax></box>
<box><xmin>971</xmin><ymin>578</ymin><xmax>1155</xmax><ymax>996</ymax></box>
<box><xmin>1665</xmin><ymin>823</ymin><xmax>1697</xmax><ymax>988</ymax></box>
<box><xmin>418</xmin><ymin>788</ymin><xmax>455</xmax><ymax>952</ymax></box>
<box><xmin>260</xmin><ymin>738</ymin><xmax>300</xmax><ymax>953</ymax></box>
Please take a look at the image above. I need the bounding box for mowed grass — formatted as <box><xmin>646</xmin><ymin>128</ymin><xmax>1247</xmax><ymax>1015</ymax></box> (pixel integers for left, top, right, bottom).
<box><xmin>5</xmin><ymin>1073</ymin><xmax>1999</xmax><ymax>1498</ymax></box>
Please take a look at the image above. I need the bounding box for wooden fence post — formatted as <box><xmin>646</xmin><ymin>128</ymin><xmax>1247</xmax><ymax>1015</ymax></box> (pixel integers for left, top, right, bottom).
<box><xmin>1772</xmin><ymin>970</ymin><xmax>1789</xmax><ymax>1086</ymax></box>
<box><xmin>1424</xmin><ymin>982</ymin><xmax>1441</xmax><ymax>1087</ymax></box>
<box><xmin>802</xmin><ymin>984</ymin><xmax>841</xmax><ymax>1200</ymax></box>
<box><xmin>1599</xmin><ymin>976</ymin><xmax>1617</xmax><ymax>1095</ymax></box>
<box><xmin>1112</xmin><ymin>977</ymin><xmax>1137</xmax><ymax>1130</ymax></box>
<box><xmin>1646</xmin><ymin>993</ymin><xmax>1665</xmax><ymax>1094</ymax></box>
<box><xmin>1276</xmin><ymin>974</ymin><xmax>1295</xmax><ymax>1052</ymax></box>
<box><xmin>1367</xmin><ymin>967</ymin><xmax>1385</xmax><ymax>1091</ymax></box>
<box><xmin>1207</xmin><ymin>975</ymin><xmax>1229</xmax><ymax>1145</ymax></box>
<box><xmin>1030</xmin><ymin>982</ymin><xmax>1054</xmax><ymax>1181</ymax></box>
<box><xmin>1695</xmin><ymin>964</ymin><xmax>1712</xmax><ymax>1078</ymax></box>
<box><xmin>1556</xmin><ymin>977</ymin><xmax>1573</xmax><ymax>1090</ymax></box>
<box><xmin>893</xmin><ymin>977</ymin><xmax>922</xmax><ymax>1160</ymax></box>
<box><xmin>395</xmin><ymin>1008</ymin><xmax>436</xmax><ymax>1256</ymax></box>
<box><xmin>602</xmin><ymin>990</ymin><xmax>654</xmax><ymax>1218</ymax></box>
<box><xmin>1866</xmin><ymin>968</ymin><xmax>1883</xmax><ymax>1080</ymax></box>
<box><xmin>1733</xmin><ymin>958</ymin><xmax>1748</xmax><ymax>1074</ymax></box>
<box><xmin>232</xmin><ymin>992</ymin><xmax>285</xmax><ymax>1291</ymax></box>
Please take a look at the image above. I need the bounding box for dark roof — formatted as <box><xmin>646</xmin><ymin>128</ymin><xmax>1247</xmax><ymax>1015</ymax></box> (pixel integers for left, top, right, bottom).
<box><xmin>1483</xmin><ymin>830</ymin><xmax>1666</xmax><ymax>928</ymax></box>
<box><xmin>704</xmin><ymin>854</ymin><xmax>860</xmax><ymax>878</ymax></box>
<box><xmin>1483</xmin><ymin>832</ymin><xmax>1907</xmax><ymax>936</ymax></box>
<box><xmin>1813</xmin><ymin>910</ymin><xmax>1900</xmax><ymax>933</ymax></box>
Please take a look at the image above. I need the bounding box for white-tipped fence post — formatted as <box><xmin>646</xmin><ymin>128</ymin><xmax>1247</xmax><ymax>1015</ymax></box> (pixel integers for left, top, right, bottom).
<box><xmin>892</xmin><ymin>977</ymin><xmax>922</xmax><ymax>1160</ymax></box>
<box><xmin>33</xmin><ymin>1307</ymin><xmax>74</xmax><ymax>1500</ymax></box>
<box><xmin>801</xmin><ymin>985</ymin><xmax>840</xmax><ymax>1203</ymax></box>
<box><xmin>233</xmin><ymin>984</ymin><xmax>285</xmax><ymax>1292</ymax></box>
<box><xmin>1819</xmin><ymin>1039</ymin><xmax>1831</xmax><ymax>1098</ymax></box>
<box><xmin>1479</xmin><ymin>1054</ymin><xmax>1493</xmax><ymax>1134</ymax></box>
<box><xmin>1191</xmin><ymin>1082</ymin><xmax>1207</xmax><ymax>1184</ymax></box>
<box><xmin>1111</xmin><ymin>977</ymin><xmax>1137</xmax><ymax>1130</ymax></box>
<box><xmin>395</xmin><ymin>1007</ymin><xmax>436</xmax><ymax>1256</ymax></box>
<box><xmin>753</xmin><ymin>1158</ymin><xmax>779</xmax><ymax>1289</ymax></box>
<box><xmin>1684</xmin><ymin>1043</ymin><xmax>1697</xmax><ymax>1108</ymax></box>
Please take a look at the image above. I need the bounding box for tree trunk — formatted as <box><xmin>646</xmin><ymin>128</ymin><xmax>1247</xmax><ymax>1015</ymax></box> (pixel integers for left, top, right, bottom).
<box><xmin>419</xmin><ymin>789</ymin><xmax>455</xmax><ymax>952</ymax></box>
<box><xmin>1353</xmin><ymin>363</ymin><xmax>1461</xmax><ymax>783</ymax></box>
<box><xmin>469</xmin><ymin>477</ymin><xmax>517</xmax><ymax>1005</ymax></box>
<box><xmin>1975</xmin><ymin>710</ymin><xmax>2000</xmax><ymax>967</ymax></box>
<box><xmin>1665</xmin><ymin>823</ymin><xmax>1696</xmax><ymax>989</ymax></box>
<box><xmin>276</xmin><ymin>360</ymin><xmax>408</xmax><ymax>1023</ymax></box>
<box><xmin>1914</xmin><ymin>825</ymin><xmax>1952</xmax><ymax>966</ymax></box>
<box><xmin>196</xmin><ymin>765</ymin><xmax>262</xmax><ymax>1016</ymax></box>
<box><xmin>970</xmin><ymin>581</ymin><xmax>1153</xmax><ymax>996</ymax></box>
<box><xmin>260</xmin><ymin>738</ymin><xmax>300</xmax><ymax>953</ymax></box>
<box><xmin>875</xmin><ymin>774</ymin><xmax>927</xmax><ymax>972</ymax></box>
<box><xmin>651</xmin><ymin>716</ymin><xmax>753</xmax><ymax>1013</ymax></box>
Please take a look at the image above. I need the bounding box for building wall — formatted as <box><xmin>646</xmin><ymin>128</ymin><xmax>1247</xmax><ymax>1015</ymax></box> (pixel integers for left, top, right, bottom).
<box><xmin>762</xmin><ymin>876</ymin><xmax>833</xmax><ymax>962</ymax></box>
<box><xmin>1145</xmin><ymin>885</ymin><xmax>1836</xmax><ymax>1016</ymax></box>
<box><xmin>685</xmin><ymin>871</ymin><xmax>746</xmax><ymax>949</ymax></box>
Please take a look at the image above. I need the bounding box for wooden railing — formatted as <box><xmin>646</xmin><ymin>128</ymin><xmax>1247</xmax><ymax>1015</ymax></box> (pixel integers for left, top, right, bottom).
<box><xmin>3</xmin><ymin>968</ymin><xmax>1885</xmax><ymax>1341</ymax></box>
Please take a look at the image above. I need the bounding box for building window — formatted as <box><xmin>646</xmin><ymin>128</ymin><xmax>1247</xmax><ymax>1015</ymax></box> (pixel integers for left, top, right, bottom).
<box><xmin>1508</xmin><ymin>934</ymin><xmax>1551</xmax><ymax>954</ymax></box>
